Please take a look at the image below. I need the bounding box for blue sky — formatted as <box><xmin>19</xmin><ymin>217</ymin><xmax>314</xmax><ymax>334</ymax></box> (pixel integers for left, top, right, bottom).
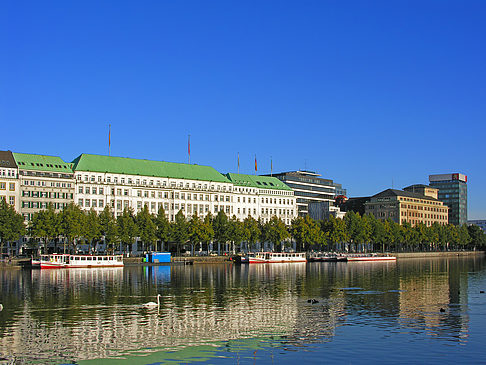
<box><xmin>1</xmin><ymin>1</ymin><xmax>485</xmax><ymax>219</ymax></box>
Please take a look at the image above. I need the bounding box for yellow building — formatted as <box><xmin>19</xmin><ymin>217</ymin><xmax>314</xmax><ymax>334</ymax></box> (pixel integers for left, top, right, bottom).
<box><xmin>365</xmin><ymin>185</ymin><xmax>448</xmax><ymax>226</ymax></box>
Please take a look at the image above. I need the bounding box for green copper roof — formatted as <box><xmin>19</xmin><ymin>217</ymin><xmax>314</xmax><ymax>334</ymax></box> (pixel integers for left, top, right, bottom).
<box><xmin>225</xmin><ymin>173</ymin><xmax>292</xmax><ymax>191</ymax></box>
<box><xmin>13</xmin><ymin>152</ymin><xmax>73</xmax><ymax>173</ymax></box>
<box><xmin>72</xmin><ymin>154</ymin><xmax>231</xmax><ymax>183</ymax></box>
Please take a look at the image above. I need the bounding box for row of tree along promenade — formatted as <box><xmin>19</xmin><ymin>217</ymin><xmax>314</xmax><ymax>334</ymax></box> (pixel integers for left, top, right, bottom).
<box><xmin>0</xmin><ymin>199</ymin><xmax>485</xmax><ymax>258</ymax></box>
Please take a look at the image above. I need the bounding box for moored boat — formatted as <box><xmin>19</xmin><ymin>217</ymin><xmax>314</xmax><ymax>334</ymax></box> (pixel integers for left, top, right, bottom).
<box><xmin>308</xmin><ymin>252</ymin><xmax>338</xmax><ymax>262</ymax></box>
<box><xmin>248</xmin><ymin>252</ymin><xmax>307</xmax><ymax>263</ymax></box>
<box><xmin>36</xmin><ymin>254</ymin><xmax>124</xmax><ymax>269</ymax></box>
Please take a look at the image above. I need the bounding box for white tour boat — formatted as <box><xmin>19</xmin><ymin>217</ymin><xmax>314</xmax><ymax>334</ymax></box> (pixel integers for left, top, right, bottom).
<box><xmin>248</xmin><ymin>252</ymin><xmax>307</xmax><ymax>263</ymax></box>
<box><xmin>35</xmin><ymin>254</ymin><xmax>124</xmax><ymax>269</ymax></box>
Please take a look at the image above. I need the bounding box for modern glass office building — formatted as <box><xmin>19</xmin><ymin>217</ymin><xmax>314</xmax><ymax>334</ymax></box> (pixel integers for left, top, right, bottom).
<box><xmin>268</xmin><ymin>170</ymin><xmax>340</xmax><ymax>217</ymax></box>
<box><xmin>429</xmin><ymin>173</ymin><xmax>468</xmax><ymax>226</ymax></box>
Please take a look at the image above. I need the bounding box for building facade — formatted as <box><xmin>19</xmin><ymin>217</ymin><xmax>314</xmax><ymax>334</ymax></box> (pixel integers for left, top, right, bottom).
<box><xmin>429</xmin><ymin>173</ymin><xmax>468</xmax><ymax>226</ymax></box>
<box><xmin>13</xmin><ymin>153</ymin><xmax>75</xmax><ymax>221</ymax></box>
<box><xmin>72</xmin><ymin>154</ymin><xmax>296</xmax><ymax>223</ymax></box>
<box><xmin>225</xmin><ymin>173</ymin><xmax>297</xmax><ymax>224</ymax></box>
<box><xmin>0</xmin><ymin>151</ymin><xmax>20</xmax><ymax>212</ymax></box>
<box><xmin>3</xmin><ymin>151</ymin><xmax>297</xmax><ymax>225</ymax></box>
<box><xmin>365</xmin><ymin>187</ymin><xmax>448</xmax><ymax>226</ymax></box>
<box><xmin>268</xmin><ymin>170</ymin><xmax>339</xmax><ymax>217</ymax></box>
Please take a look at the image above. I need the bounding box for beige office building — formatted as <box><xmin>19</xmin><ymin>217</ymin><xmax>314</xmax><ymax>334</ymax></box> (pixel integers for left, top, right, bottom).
<box><xmin>365</xmin><ymin>185</ymin><xmax>448</xmax><ymax>226</ymax></box>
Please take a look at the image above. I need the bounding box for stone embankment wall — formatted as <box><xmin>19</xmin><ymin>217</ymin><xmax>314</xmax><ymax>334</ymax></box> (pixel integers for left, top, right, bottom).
<box><xmin>394</xmin><ymin>251</ymin><xmax>484</xmax><ymax>259</ymax></box>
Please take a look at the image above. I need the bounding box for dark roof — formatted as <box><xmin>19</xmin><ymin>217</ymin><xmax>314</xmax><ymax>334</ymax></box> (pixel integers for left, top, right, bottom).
<box><xmin>0</xmin><ymin>150</ymin><xmax>17</xmax><ymax>168</ymax></box>
<box><xmin>403</xmin><ymin>184</ymin><xmax>434</xmax><ymax>190</ymax></box>
<box><xmin>371</xmin><ymin>189</ymin><xmax>439</xmax><ymax>201</ymax></box>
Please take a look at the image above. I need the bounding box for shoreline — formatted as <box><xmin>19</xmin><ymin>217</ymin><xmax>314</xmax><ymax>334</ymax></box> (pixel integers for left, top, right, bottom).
<box><xmin>1</xmin><ymin>250</ymin><xmax>484</xmax><ymax>268</ymax></box>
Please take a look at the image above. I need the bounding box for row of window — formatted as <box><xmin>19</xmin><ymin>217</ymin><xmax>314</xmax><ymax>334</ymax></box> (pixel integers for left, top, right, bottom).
<box><xmin>400</xmin><ymin>204</ymin><xmax>447</xmax><ymax>213</ymax></box>
<box><xmin>78</xmin><ymin>174</ymin><xmax>232</xmax><ymax>191</ymax></box>
<box><xmin>21</xmin><ymin>202</ymin><xmax>68</xmax><ymax>209</ymax></box>
<box><xmin>22</xmin><ymin>180</ymin><xmax>73</xmax><ymax>188</ymax></box>
<box><xmin>21</xmin><ymin>170</ymin><xmax>72</xmax><ymax>179</ymax></box>
<box><xmin>22</xmin><ymin>191</ymin><xmax>73</xmax><ymax>199</ymax></box>
<box><xmin>78</xmin><ymin>186</ymin><xmax>294</xmax><ymax>206</ymax></box>
<box><xmin>401</xmin><ymin>211</ymin><xmax>447</xmax><ymax>220</ymax></box>
<box><xmin>401</xmin><ymin>219</ymin><xmax>447</xmax><ymax>226</ymax></box>
<box><xmin>398</xmin><ymin>196</ymin><xmax>443</xmax><ymax>206</ymax></box>
<box><xmin>0</xmin><ymin>182</ymin><xmax>15</xmax><ymax>191</ymax></box>
<box><xmin>0</xmin><ymin>196</ymin><xmax>15</xmax><ymax>205</ymax></box>
<box><xmin>0</xmin><ymin>169</ymin><xmax>16</xmax><ymax>178</ymax></box>
<box><xmin>77</xmin><ymin>198</ymin><xmax>295</xmax><ymax>218</ymax></box>
<box><xmin>78</xmin><ymin>199</ymin><xmax>105</xmax><ymax>208</ymax></box>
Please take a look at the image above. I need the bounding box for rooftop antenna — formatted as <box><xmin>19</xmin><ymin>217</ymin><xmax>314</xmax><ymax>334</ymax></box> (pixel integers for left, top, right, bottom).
<box><xmin>392</xmin><ymin>178</ymin><xmax>394</xmax><ymax>189</ymax></box>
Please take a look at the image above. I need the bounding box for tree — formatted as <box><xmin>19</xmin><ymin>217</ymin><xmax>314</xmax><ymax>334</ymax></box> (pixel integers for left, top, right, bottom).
<box><xmin>291</xmin><ymin>215</ymin><xmax>324</xmax><ymax>252</ymax></box>
<box><xmin>84</xmin><ymin>209</ymin><xmax>102</xmax><ymax>253</ymax></box>
<box><xmin>0</xmin><ymin>198</ymin><xmax>26</xmax><ymax>256</ymax></box>
<box><xmin>262</xmin><ymin>216</ymin><xmax>290</xmax><ymax>252</ymax></box>
<box><xmin>117</xmin><ymin>207</ymin><xmax>138</xmax><ymax>254</ymax></box>
<box><xmin>60</xmin><ymin>203</ymin><xmax>85</xmax><ymax>253</ymax></box>
<box><xmin>457</xmin><ymin>224</ymin><xmax>471</xmax><ymax>248</ymax></box>
<box><xmin>137</xmin><ymin>205</ymin><xmax>157</xmax><ymax>252</ymax></box>
<box><xmin>154</xmin><ymin>206</ymin><xmax>170</xmax><ymax>251</ymax></box>
<box><xmin>468</xmin><ymin>224</ymin><xmax>486</xmax><ymax>248</ymax></box>
<box><xmin>368</xmin><ymin>214</ymin><xmax>386</xmax><ymax>252</ymax></box>
<box><xmin>355</xmin><ymin>214</ymin><xmax>372</xmax><ymax>252</ymax></box>
<box><xmin>290</xmin><ymin>216</ymin><xmax>307</xmax><ymax>252</ymax></box>
<box><xmin>201</xmin><ymin>213</ymin><xmax>215</xmax><ymax>252</ymax></box>
<box><xmin>344</xmin><ymin>211</ymin><xmax>361</xmax><ymax>251</ymax></box>
<box><xmin>243</xmin><ymin>216</ymin><xmax>260</xmax><ymax>252</ymax></box>
<box><xmin>171</xmin><ymin>210</ymin><xmax>189</xmax><ymax>256</ymax></box>
<box><xmin>228</xmin><ymin>216</ymin><xmax>245</xmax><ymax>253</ymax></box>
<box><xmin>99</xmin><ymin>205</ymin><xmax>118</xmax><ymax>254</ymax></box>
<box><xmin>414</xmin><ymin>223</ymin><xmax>429</xmax><ymax>250</ymax></box>
<box><xmin>29</xmin><ymin>203</ymin><xmax>59</xmax><ymax>254</ymax></box>
<box><xmin>327</xmin><ymin>216</ymin><xmax>349</xmax><ymax>251</ymax></box>
<box><xmin>382</xmin><ymin>219</ymin><xmax>395</xmax><ymax>252</ymax></box>
<box><xmin>189</xmin><ymin>213</ymin><xmax>214</xmax><ymax>254</ymax></box>
<box><xmin>213</xmin><ymin>210</ymin><xmax>229</xmax><ymax>252</ymax></box>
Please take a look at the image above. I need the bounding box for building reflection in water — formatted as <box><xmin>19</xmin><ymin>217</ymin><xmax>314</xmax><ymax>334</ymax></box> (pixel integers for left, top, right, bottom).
<box><xmin>0</xmin><ymin>258</ymin><xmax>478</xmax><ymax>363</ymax></box>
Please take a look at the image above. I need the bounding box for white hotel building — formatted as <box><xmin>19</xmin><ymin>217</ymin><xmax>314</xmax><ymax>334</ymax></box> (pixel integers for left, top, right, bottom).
<box><xmin>72</xmin><ymin>154</ymin><xmax>297</xmax><ymax>224</ymax></box>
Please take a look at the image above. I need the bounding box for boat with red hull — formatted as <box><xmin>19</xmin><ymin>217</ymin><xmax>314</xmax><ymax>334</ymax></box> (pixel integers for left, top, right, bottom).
<box><xmin>34</xmin><ymin>254</ymin><xmax>124</xmax><ymax>269</ymax></box>
<box><xmin>248</xmin><ymin>252</ymin><xmax>307</xmax><ymax>263</ymax></box>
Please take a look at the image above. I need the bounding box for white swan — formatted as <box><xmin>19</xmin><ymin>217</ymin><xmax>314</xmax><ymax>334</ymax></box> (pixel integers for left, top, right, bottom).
<box><xmin>142</xmin><ymin>294</ymin><xmax>161</xmax><ymax>308</ymax></box>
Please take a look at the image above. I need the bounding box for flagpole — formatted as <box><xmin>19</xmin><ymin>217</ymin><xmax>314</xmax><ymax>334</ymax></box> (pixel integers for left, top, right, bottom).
<box><xmin>109</xmin><ymin>124</ymin><xmax>111</xmax><ymax>156</ymax></box>
<box><xmin>237</xmin><ymin>152</ymin><xmax>240</xmax><ymax>174</ymax></box>
<box><xmin>188</xmin><ymin>134</ymin><xmax>191</xmax><ymax>164</ymax></box>
<box><xmin>271</xmin><ymin>156</ymin><xmax>273</xmax><ymax>177</ymax></box>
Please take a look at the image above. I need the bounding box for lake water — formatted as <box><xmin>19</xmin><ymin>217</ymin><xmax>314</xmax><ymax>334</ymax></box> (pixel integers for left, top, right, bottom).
<box><xmin>0</xmin><ymin>256</ymin><xmax>485</xmax><ymax>364</ymax></box>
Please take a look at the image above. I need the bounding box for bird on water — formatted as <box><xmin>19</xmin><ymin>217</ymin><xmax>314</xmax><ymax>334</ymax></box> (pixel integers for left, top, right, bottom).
<box><xmin>143</xmin><ymin>294</ymin><xmax>161</xmax><ymax>308</ymax></box>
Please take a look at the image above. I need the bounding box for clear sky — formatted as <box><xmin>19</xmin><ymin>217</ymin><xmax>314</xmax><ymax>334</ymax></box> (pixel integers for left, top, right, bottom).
<box><xmin>1</xmin><ymin>1</ymin><xmax>485</xmax><ymax>219</ymax></box>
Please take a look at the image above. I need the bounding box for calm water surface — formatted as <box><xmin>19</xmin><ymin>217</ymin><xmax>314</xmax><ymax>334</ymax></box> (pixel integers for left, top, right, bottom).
<box><xmin>0</xmin><ymin>256</ymin><xmax>485</xmax><ymax>364</ymax></box>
